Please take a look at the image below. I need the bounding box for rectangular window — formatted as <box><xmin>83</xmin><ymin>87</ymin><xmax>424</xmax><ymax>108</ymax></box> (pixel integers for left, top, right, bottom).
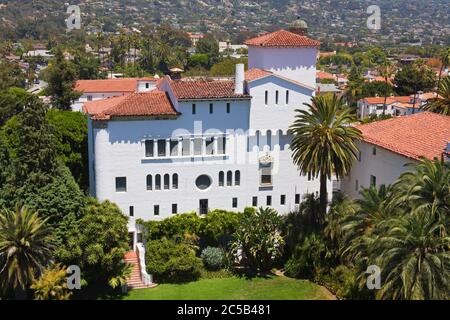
<box><xmin>355</xmin><ymin>179</ymin><xmax>359</xmax><ymax>191</ymax></box>
<box><xmin>145</xmin><ymin>83</ymin><xmax>149</xmax><ymax>89</ymax></box>
<box><xmin>370</xmin><ymin>175</ymin><xmax>377</xmax><ymax>187</ymax></box>
<box><xmin>372</xmin><ymin>147</ymin><xmax>377</xmax><ymax>155</ymax></box>
<box><xmin>145</xmin><ymin>140</ymin><xmax>154</xmax><ymax>157</ymax></box>
<box><xmin>266</xmin><ymin>195</ymin><xmax>272</xmax><ymax>206</ymax></box>
<box><xmin>275</xmin><ymin>90</ymin><xmax>279</xmax><ymax>104</ymax></box>
<box><xmin>170</xmin><ymin>140</ymin><xmax>178</xmax><ymax>156</ymax></box>
<box><xmin>252</xmin><ymin>196</ymin><xmax>258</xmax><ymax>207</ymax></box>
<box><xmin>226</xmin><ymin>103</ymin><xmax>231</xmax><ymax>113</ymax></box>
<box><xmin>182</xmin><ymin>138</ymin><xmax>190</xmax><ymax>156</ymax></box>
<box><xmin>261</xmin><ymin>165</ymin><xmax>272</xmax><ymax>186</ymax></box>
<box><xmin>129</xmin><ymin>206</ymin><xmax>134</xmax><ymax>217</ymax></box>
<box><xmin>154</xmin><ymin>205</ymin><xmax>160</xmax><ymax>216</ymax></box>
<box><xmin>194</xmin><ymin>138</ymin><xmax>202</xmax><ymax>155</ymax></box>
<box><xmin>172</xmin><ymin>204</ymin><xmax>177</xmax><ymax>214</ymax></box>
<box><xmin>232</xmin><ymin>197</ymin><xmax>238</xmax><ymax>208</ymax></box>
<box><xmin>209</xmin><ymin>103</ymin><xmax>213</xmax><ymax>114</ymax></box>
<box><xmin>265</xmin><ymin>91</ymin><xmax>268</xmax><ymax>105</ymax></box>
<box><xmin>286</xmin><ymin>90</ymin><xmax>289</xmax><ymax>104</ymax></box>
<box><xmin>157</xmin><ymin>139</ymin><xmax>166</xmax><ymax>157</ymax></box>
<box><xmin>87</xmin><ymin>95</ymin><xmax>93</xmax><ymax>101</ymax></box>
<box><xmin>295</xmin><ymin>194</ymin><xmax>300</xmax><ymax>204</ymax></box>
<box><xmin>358</xmin><ymin>151</ymin><xmax>362</xmax><ymax>162</ymax></box>
<box><xmin>217</xmin><ymin>137</ymin><xmax>226</xmax><ymax>154</ymax></box>
<box><xmin>192</xmin><ymin>103</ymin><xmax>196</xmax><ymax>114</ymax></box>
<box><xmin>205</xmin><ymin>137</ymin><xmax>214</xmax><ymax>155</ymax></box>
<box><xmin>115</xmin><ymin>177</ymin><xmax>127</xmax><ymax>192</ymax></box>
<box><xmin>280</xmin><ymin>195</ymin><xmax>286</xmax><ymax>205</ymax></box>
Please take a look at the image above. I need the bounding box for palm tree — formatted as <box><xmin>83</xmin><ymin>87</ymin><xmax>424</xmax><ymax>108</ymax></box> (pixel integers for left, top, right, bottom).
<box><xmin>435</xmin><ymin>48</ymin><xmax>450</xmax><ymax>97</ymax></box>
<box><xmin>392</xmin><ymin>157</ymin><xmax>450</xmax><ymax>234</ymax></box>
<box><xmin>289</xmin><ymin>94</ymin><xmax>362</xmax><ymax>217</ymax></box>
<box><xmin>422</xmin><ymin>76</ymin><xmax>450</xmax><ymax>115</ymax></box>
<box><xmin>377</xmin><ymin>58</ymin><xmax>395</xmax><ymax>115</ymax></box>
<box><xmin>0</xmin><ymin>206</ymin><xmax>53</xmax><ymax>296</ymax></box>
<box><xmin>373</xmin><ymin>212</ymin><xmax>450</xmax><ymax>300</ymax></box>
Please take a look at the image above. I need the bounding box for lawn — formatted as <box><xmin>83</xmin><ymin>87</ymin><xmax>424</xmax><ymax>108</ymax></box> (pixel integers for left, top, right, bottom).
<box><xmin>122</xmin><ymin>275</ymin><xmax>334</xmax><ymax>300</ymax></box>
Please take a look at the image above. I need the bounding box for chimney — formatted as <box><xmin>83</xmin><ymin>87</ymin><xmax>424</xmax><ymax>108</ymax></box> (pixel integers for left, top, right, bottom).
<box><xmin>234</xmin><ymin>63</ymin><xmax>245</xmax><ymax>95</ymax></box>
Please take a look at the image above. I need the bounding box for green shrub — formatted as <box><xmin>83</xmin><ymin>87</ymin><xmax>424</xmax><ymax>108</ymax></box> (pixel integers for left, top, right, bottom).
<box><xmin>200</xmin><ymin>210</ymin><xmax>240</xmax><ymax>247</ymax></box>
<box><xmin>145</xmin><ymin>238</ymin><xmax>202</xmax><ymax>283</ymax></box>
<box><xmin>200</xmin><ymin>246</ymin><xmax>225</xmax><ymax>270</ymax></box>
<box><xmin>200</xmin><ymin>268</ymin><xmax>233</xmax><ymax>279</ymax></box>
<box><xmin>284</xmin><ymin>234</ymin><xmax>326</xmax><ymax>279</ymax></box>
<box><xmin>139</xmin><ymin>213</ymin><xmax>202</xmax><ymax>240</ymax></box>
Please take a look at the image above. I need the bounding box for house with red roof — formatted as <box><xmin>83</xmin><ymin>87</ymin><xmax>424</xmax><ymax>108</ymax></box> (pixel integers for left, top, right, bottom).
<box><xmin>341</xmin><ymin>112</ymin><xmax>450</xmax><ymax>199</ymax></box>
<box><xmin>82</xmin><ymin>24</ymin><xmax>327</xmax><ymax>250</ymax></box>
<box><xmin>71</xmin><ymin>77</ymin><xmax>158</xmax><ymax>112</ymax></box>
<box><xmin>357</xmin><ymin>93</ymin><xmax>437</xmax><ymax>120</ymax></box>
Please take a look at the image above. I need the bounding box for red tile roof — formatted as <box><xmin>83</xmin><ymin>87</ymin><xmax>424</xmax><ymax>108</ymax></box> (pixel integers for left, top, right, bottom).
<box><xmin>316</xmin><ymin>71</ymin><xmax>335</xmax><ymax>80</ymax></box>
<box><xmin>75</xmin><ymin>78</ymin><xmax>156</xmax><ymax>93</ymax></box>
<box><xmin>244</xmin><ymin>30</ymin><xmax>320</xmax><ymax>48</ymax></box>
<box><xmin>83</xmin><ymin>90</ymin><xmax>179</xmax><ymax>120</ymax></box>
<box><xmin>170</xmin><ymin>80</ymin><xmax>250</xmax><ymax>100</ymax></box>
<box><xmin>245</xmin><ymin>68</ymin><xmax>273</xmax><ymax>81</ymax></box>
<box><xmin>356</xmin><ymin>112</ymin><xmax>450</xmax><ymax>160</ymax></box>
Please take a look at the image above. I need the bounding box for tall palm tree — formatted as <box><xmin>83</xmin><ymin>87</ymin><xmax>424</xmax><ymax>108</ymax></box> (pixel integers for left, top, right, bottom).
<box><xmin>373</xmin><ymin>212</ymin><xmax>450</xmax><ymax>300</ymax></box>
<box><xmin>0</xmin><ymin>206</ymin><xmax>53</xmax><ymax>296</ymax></box>
<box><xmin>377</xmin><ymin>58</ymin><xmax>395</xmax><ymax>115</ymax></box>
<box><xmin>289</xmin><ymin>94</ymin><xmax>362</xmax><ymax>217</ymax></box>
<box><xmin>421</xmin><ymin>76</ymin><xmax>450</xmax><ymax>116</ymax></box>
<box><xmin>436</xmin><ymin>48</ymin><xmax>450</xmax><ymax>97</ymax></box>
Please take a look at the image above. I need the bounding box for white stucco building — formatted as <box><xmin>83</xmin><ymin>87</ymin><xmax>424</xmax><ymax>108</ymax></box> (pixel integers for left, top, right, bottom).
<box><xmin>82</xmin><ymin>28</ymin><xmax>328</xmax><ymax>245</ymax></box>
<box><xmin>341</xmin><ymin>112</ymin><xmax>450</xmax><ymax>199</ymax></box>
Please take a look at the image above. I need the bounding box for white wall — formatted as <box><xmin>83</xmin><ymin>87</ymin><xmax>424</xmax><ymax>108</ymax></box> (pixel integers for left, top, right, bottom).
<box><xmin>248</xmin><ymin>47</ymin><xmax>317</xmax><ymax>88</ymax></box>
<box><xmin>341</xmin><ymin>141</ymin><xmax>417</xmax><ymax>199</ymax></box>
<box><xmin>72</xmin><ymin>92</ymin><xmax>130</xmax><ymax>112</ymax></box>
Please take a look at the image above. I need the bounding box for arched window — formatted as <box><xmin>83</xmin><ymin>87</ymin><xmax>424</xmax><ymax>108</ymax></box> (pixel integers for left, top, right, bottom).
<box><xmin>164</xmin><ymin>174</ymin><xmax>170</xmax><ymax>190</ymax></box>
<box><xmin>256</xmin><ymin>130</ymin><xmax>260</xmax><ymax>148</ymax></box>
<box><xmin>172</xmin><ymin>174</ymin><xmax>178</xmax><ymax>189</ymax></box>
<box><xmin>146</xmin><ymin>174</ymin><xmax>152</xmax><ymax>190</ymax></box>
<box><xmin>155</xmin><ymin>174</ymin><xmax>161</xmax><ymax>190</ymax></box>
<box><xmin>226</xmin><ymin>171</ymin><xmax>233</xmax><ymax>186</ymax></box>
<box><xmin>277</xmin><ymin>129</ymin><xmax>284</xmax><ymax>150</ymax></box>
<box><xmin>219</xmin><ymin>171</ymin><xmax>224</xmax><ymax>187</ymax></box>
<box><xmin>235</xmin><ymin>170</ymin><xmax>241</xmax><ymax>186</ymax></box>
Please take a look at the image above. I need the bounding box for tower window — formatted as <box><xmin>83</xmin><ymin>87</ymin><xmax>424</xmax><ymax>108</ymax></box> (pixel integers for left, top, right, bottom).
<box><xmin>226</xmin><ymin>103</ymin><xmax>231</xmax><ymax>113</ymax></box>
<box><xmin>146</xmin><ymin>174</ymin><xmax>152</xmax><ymax>190</ymax></box>
<box><xmin>265</xmin><ymin>91</ymin><xmax>268</xmax><ymax>105</ymax></box>
<box><xmin>286</xmin><ymin>90</ymin><xmax>289</xmax><ymax>104</ymax></box>
<box><xmin>115</xmin><ymin>177</ymin><xmax>127</xmax><ymax>192</ymax></box>
<box><xmin>157</xmin><ymin>139</ymin><xmax>166</xmax><ymax>157</ymax></box>
<box><xmin>209</xmin><ymin>103</ymin><xmax>213</xmax><ymax>114</ymax></box>
<box><xmin>145</xmin><ymin>140</ymin><xmax>154</xmax><ymax>157</ymax></box>
<box><xmin>235</xmin><ymin>170</ymin><xmax>241</xmax><ymax>186</ymax></box>
<box><xmin>219</xmin><ymin>171</ymin><xmax>224</xmax><ymax>187</ymax></box>
<box><xmin>192</xmin><ymin>103</ymin><xmax>196</xmax><ymax>114</ymax></box>
<box><xmin>155</xmin><ymin>174</ymin><xmax>161</xmax><ymax>190</ymax></box>
<box><xmin>275</xmin><ymin>90</ymin><xmax>279</xmax><ymax>105</ymax></box>
<box><xmin>172</xmin><ymin>174</ymin><xmax>178</xmax><ymax>189</ymax></box>
<box><xmin>226</xmin><ymin>171</ymin><xmax>233</xmax><ymax>186</ymax></box>
<box><xmin>164</xmin><ymin>174</ymin><xmax>170</xmax><ymax>190</ymax></box>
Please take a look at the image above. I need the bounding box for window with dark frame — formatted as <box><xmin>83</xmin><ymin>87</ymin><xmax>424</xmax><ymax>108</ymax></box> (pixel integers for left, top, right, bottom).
<box><xmin>129</xmin><ymin>206</ymin><xmax>134</xmax><ymax>217</ymax></box>
<box><xmin>265</xmin><ymin>91</ymin><xmax>268</xmax><ymax>105</ymax></box>
<box><xmin>252</xmin><ymin>196</ymin><xmax>258</xmax><ymax>207</ymax></box>
<box><xmin>286</xmin><ymin>90</ymin><xmax>289</xmax><ymax>104</ymax></box>
<box><xmin>154</xmin><ymin>205</ymin><xmax>160</xmax><ymax>216</ymax></box>
<box><xmin>295</xmin><ymin>194</ymin><xmax>300</xmax><ymax>204</ymax></box>
<box><xmin>115</xmin><ymin>177</ymin><xmax>127</xmax><ymax>192</ymax></box>
<box><xmin>266</xmin><ymin>195</ymin><xmax>272</xmax><ymax>206</ymax></box>
<box><xmin>209</xmin><ymin>103</ymin><xmax>213</xmax><ymax>114</ymax></box>
<box><xmin>226</xmin><ymin>103</ymin><xmax>231</xmax><ymax>113</ymax></box>
<box><xmin>232</xmin><ymin>197</ymin><xmax>238</xmax><ymax>208</ymax></box>
<box><xmin>192</xmin><ymin>103</ymin><xmax>196</xmax><ymax>114</ymax></box>
<box><xmin>145</xmin><ymin>140</ymin><xmax>154</xmax><ymax>157</ymax></box>
<box><xmin>280</xmin><ymin>195</ymin><xmax>286</xmax><ymax>205</ymax></box>
<box><xmin>157</xmin><ymin>139</ymin><xmax>166</xmax><ymax>157</ymax></box>
<box><xmin>172</xmin><ymin>204</ymin><xmax>177</xmax><ymax>214</ymax></box>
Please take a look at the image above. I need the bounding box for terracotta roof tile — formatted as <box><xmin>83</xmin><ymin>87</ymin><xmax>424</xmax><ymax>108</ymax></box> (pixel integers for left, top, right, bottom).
<box><xmin>245</xmin><ymin>68</ymin><xmax>273</xmax><ymax>81</ymax></box>
<box><xmin>356</xmin><ymin>112</ymin><xmax>450</xmax><ymax>160</ymax></box>
<box><xmin>244</xmin><ymin>30</ymin><xmax>320</xmax><ymax>48</ymax></box>
<box><xmin>170</xmin><ymin>80</ymin><xmax>250</xmax><ymax>100</ymax></box>
<box><xmin>83</xmin><ymin>90</ymin><xmax>179</xmax><ymax>120</ymax></box>
<box><xmin>316</xmin><ymin>71</ymin><xmax>335</xmax><ymax>80</ymax></box>
<box><xmin>75</xmin><ymin>78</ymin><xmax>156</xmax><ymax>93</ymax></box>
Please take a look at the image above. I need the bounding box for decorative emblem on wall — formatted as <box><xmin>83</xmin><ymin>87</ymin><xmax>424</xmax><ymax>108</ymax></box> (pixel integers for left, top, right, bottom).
<box><xmin>259</xmin><ymin>152</ymin><xmax>273</xmax><ymax>165</ymax></box>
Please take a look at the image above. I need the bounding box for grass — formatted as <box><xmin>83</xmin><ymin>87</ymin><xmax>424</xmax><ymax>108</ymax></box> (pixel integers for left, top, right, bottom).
<box><xmin>122</xmin><ymin>275</ymin><xmax>334</xmax><ymax>300</ymax></box>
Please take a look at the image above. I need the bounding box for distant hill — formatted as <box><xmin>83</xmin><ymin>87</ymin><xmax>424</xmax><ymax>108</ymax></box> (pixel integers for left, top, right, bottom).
<box><xmin>0</xmin><ymin>0</ymin><xmax>448</xmax><ymax>45</ymax></box>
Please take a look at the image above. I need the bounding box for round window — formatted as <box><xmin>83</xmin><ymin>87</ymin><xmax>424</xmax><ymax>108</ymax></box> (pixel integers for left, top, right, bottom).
<box><xmin>195</xmin><ymin>175</ymin><xmax>212</xmax><ymax>190</ymax></box>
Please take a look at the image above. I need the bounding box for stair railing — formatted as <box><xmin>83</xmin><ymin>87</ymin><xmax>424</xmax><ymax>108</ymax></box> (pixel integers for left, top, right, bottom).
<box><xmin>136</xmin><ymin>243</ymin><xmax>153</xmax><ymax>285</ymax></box>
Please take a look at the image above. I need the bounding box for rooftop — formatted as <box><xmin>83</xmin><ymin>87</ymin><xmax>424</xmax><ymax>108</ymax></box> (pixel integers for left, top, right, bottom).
<box><xmin>244</xmin><ymin>29</ymin><xmax>320</xmax><ymax>48</ymax></box>
<box><xmin>170</xmin><ymin>80</ymin><xmax>250</xmax><ymax>100</ymax></box>
<box><xmin>83</xmin><ymin>91</ymin><xmax>179</xmax><ymax>120</ymax></box>
<box><xmin>75</xmin><ymin>78</ymin><xmax>156</xmax><ymax>93</ymax></box>
<box><xmin>357</xmin><ymin>112</ymin><xmax>450</xmax><ymax>160</ymax></box>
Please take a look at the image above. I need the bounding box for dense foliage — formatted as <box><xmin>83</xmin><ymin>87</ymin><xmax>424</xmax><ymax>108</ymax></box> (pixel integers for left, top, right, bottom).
<box><xmin>31</xmin><ymin>264</ymin><xmax>72</xmax><ymax>300</ymax></box>
<box><xmin>145</xmin><ymin>238</ymin><xmax>202</xmax><ymax>283</ymax></box>
<box><xmin>200</xmin><ymin>247</ymin><xmax>225</xmax><ymax>270</ymax></box>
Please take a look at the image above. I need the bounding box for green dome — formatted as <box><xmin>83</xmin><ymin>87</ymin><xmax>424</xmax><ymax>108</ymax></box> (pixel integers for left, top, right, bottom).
<box><xmin>290</xmin><ymin>18</ymin><xmax>308</xmax><ymax>29</ymax></box>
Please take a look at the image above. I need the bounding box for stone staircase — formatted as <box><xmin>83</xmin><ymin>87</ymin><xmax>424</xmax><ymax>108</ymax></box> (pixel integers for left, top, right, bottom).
<box><xmin>124</xmin><ymin>251</ymin><xmax>157</xmax><ymax>290</ymax></box>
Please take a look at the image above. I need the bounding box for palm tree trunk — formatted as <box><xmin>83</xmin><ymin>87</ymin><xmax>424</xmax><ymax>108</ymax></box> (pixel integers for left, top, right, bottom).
<box><xmin>319</xmin><ymin>171</ymin><xmax>328</xmax><ymax>223</ymax></box>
